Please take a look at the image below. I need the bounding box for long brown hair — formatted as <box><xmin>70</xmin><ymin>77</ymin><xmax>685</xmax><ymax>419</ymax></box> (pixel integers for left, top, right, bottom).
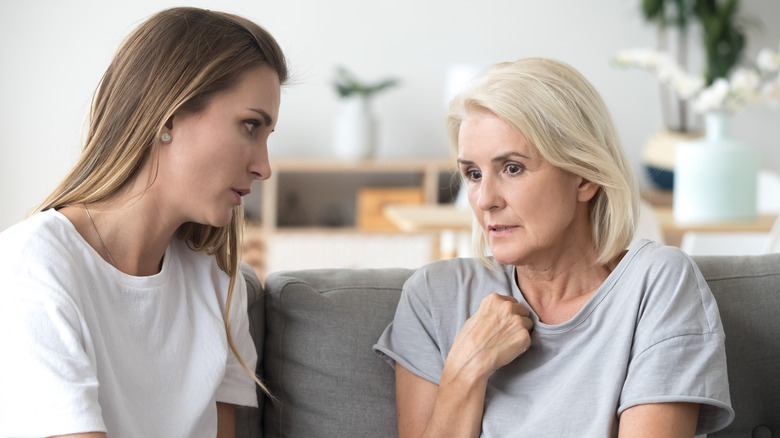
<box><xmin>35</xmin><ymin>7</ymin><xmax>288</xmax><ymax>393</ymax></box>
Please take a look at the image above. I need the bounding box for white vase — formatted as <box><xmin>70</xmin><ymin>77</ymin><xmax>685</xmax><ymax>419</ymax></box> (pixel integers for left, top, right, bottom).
<box><xmin>674</xmin><ymin>112</ymin><xmax>759</xmax><ymax>223</ymax></box>
<box><xmin>333</xmin><ymin>96</ymin><xmax>376</xmax><ymax>159</ymax></box>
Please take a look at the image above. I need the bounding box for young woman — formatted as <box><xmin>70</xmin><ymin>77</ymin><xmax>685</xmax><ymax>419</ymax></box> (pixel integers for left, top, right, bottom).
<box><xmin>374</xmin><ymin>58</ymin><xmax>733</xmax><ymax>437</ymax></box>
<box><xmin>0</xmin><ymin>7</ymin><xmax>287</xmax><ymax>437</ymax></box>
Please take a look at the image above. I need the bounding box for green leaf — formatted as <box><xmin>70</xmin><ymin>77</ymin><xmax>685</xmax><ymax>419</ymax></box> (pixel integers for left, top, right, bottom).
<box><xmin>332</xmin><ymin>66</ymin><xmax>400</xmax><ymax>98</ymax></box>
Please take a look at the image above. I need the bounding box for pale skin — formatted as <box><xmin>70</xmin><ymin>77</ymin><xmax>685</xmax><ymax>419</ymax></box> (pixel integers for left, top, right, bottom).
<box><xmin>53</xmin><ymin>64</ymin><xmax>281</xmax><ymax>438</ymax></box>
<box><xmin>395</xmin><ymin>108</ymin><xmax>699</xmax><ymax>438</ymax></box>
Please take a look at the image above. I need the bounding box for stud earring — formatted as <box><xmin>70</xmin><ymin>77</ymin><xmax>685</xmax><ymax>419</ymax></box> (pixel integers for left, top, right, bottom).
<box><xmin>161</xmin><ymin>133</ymin><xmax>171</xmax><ymax>142</ymax></box>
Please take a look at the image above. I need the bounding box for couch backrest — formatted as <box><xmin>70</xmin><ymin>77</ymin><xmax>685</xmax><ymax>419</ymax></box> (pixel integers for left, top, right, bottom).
<box><xmin>692</xmin><ymin>254</ymin><xmax>780</xmax><ymax>438</ymax></box>
<box><xmin>258</xmin><ymin>267</ymin><xmax>412</xmax><ymax>438</ymax></box>
<box><xmin>238</xmin><ymin>254</ymin><xmax>780</xmax><ymax>438</ymax></box>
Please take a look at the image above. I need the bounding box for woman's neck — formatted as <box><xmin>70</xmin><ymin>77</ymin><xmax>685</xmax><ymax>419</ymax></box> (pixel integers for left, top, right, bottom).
<box><xmin>60</xmin><ymin>184</ymin><xmax>180</xmax><ymax>277</ymax></box>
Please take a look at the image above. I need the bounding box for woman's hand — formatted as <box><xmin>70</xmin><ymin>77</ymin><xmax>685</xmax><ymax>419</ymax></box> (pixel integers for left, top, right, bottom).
<box><xmin>447</xmin><ymin>293</ymin><xmax>534</xmax><ymax>379</ymax></box>
<box><xmin>396</xmin><ymin>293</ymin><xmax>533</xmax><ymax>438</ymax></box>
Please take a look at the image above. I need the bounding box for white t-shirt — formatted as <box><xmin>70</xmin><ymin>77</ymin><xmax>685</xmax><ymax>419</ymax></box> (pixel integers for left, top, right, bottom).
<box><xmin>0</xmin><ymin>209</ymin><xmax>258</xmax><ymax>437</ymax></box>
<box><xmin>374</xmin><ymin>240</ymin><xmax>734</xmax><ymax>436</ymax></box>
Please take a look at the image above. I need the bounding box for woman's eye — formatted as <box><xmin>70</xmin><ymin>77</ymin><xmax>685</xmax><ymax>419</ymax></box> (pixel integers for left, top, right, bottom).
<box><xmin>244</xmin><ymin>120</ymin><xmax>260</xmax><ymax>135</ymax></box>
<box><xmin>506</xmin><ymin>163</ymin><xmax>525</xmax><ymax>175</ymax></box>
<box><xmin>464</xmin><ymin>169</ymin><xmax>482</xmax><ymax>182</ymax></box>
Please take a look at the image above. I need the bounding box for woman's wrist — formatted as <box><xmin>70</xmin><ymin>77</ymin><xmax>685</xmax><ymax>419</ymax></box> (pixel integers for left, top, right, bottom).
<box><xmin>441</xmin><ymin>350</ymin><xmax>492</xmax><ymax>390</ymax></box>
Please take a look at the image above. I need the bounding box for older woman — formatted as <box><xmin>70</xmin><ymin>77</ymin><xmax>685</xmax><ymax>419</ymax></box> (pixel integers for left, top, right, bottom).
<box><xmin>374</xmin><ymin>58</ymin><xmax>732</xmax><ymax>437</ymax></box>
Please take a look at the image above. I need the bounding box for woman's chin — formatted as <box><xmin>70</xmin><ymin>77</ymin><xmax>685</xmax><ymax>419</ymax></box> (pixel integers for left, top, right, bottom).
<box><xmin>198</xmin><ymin>210</ymin><xmax>234</xmax><ymax>228</ymax></box>
<box><xmin>489</xmin><ymin>248</ymin><xmax>524</xmax><ymax>267</ymax></box>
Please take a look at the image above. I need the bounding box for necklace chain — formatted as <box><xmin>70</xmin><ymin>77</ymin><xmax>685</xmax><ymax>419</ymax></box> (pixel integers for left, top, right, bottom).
<box><xmin>84</xmin><ymin>204</ymin><xmax>117</xmax><ymax>268</ymax></box>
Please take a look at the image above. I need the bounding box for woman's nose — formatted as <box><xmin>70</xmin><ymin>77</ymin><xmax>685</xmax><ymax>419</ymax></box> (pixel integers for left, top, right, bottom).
<box><xmin>250</xmin><ymin>143</ymin><xmax>272</xmax><ymax>181</ymax></box>
<box><xmin>475</xmin><ymin>176</ymin><xmax>503</xmax><ymax>211</ymax></box>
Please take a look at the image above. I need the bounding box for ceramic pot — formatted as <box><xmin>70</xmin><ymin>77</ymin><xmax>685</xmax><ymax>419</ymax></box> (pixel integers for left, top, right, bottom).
<box><xmin>674</xmin><ymin>112</ymin><xmax>759</xmax><ymax>223</ymax></box>
<box><xmin>333</xmin><ymin>96</ymin><xmax>375</xmax><ymax>159</ymax></box>
<box><xmin>642</xmin><ymin>129</ymin><xmax>702</xmax><ymax>190</ymax></box>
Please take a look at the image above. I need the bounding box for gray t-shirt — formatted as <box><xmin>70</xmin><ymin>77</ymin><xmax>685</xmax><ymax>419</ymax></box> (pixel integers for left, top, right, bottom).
<box><xmin>374</xmin><ymin>240</ymin><xmax>733</xmax><ymax>436</ymax></box>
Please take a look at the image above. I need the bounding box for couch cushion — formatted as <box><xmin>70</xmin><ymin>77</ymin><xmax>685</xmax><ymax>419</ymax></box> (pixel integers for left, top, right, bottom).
<box><xmin>236</xmin><ymin>262</ymin><xmax>266</xmax><ymax>436</ymax></box>
<box><xmin>693</xmin><ymin>254</ymin><xmax>780</xmax><ymax>437</ymax></box>
<box><xmin>262</xmin><ymin>268</ymin><xmax>412</xmax><ymax>438</ymax></box>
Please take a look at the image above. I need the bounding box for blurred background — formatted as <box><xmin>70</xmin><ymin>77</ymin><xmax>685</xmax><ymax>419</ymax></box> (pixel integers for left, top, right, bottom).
<box><xmin>1</xmin><ymin>0</ymin><xmax>778</xmax><ymax>274</ymax></box>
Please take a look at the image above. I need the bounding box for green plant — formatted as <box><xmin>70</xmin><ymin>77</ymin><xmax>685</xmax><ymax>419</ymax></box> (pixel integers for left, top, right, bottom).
<box><xmin>693</xmin><ymin>0</ymin><xmax>746</xmax><ymax>85</ymax></box>
<box><xmin>333</xmin><ymin>66</ymin><xmax>400</xmax><ymax>98</ymax></box>
<box><xmin>636</xmin><ymin>0</ymin><xmax>748</xmax><ymax>132</ymax></box>
<box><xmin>640</xmin><ymin>0</ymin><xmax>746</xmax><ymax>86</ymax></box>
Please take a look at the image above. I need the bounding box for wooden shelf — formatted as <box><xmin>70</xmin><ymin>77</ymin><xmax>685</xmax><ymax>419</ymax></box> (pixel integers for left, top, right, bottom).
<box><xmin>258</xmin><ymin>158</ymin><xmax>456</xmax><ymax>233</ymax></box>
<box><xmin>383</xmin><ymin>204</ymin><xmax>472</xmax><ymax>232</ymax></box>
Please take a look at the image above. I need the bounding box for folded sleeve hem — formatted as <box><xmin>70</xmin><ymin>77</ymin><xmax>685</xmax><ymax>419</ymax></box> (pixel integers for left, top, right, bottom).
<box><xmin>618</xmin><ymin>396</ymin><xmax>735</xmax><ymax>435</ymax></box>
<box><xmin>373</xmin><ymin>343</ymin><xmax>441</xmax><ymax>386</ymax></box>
<box><xmin>216</xmin><ymin>385</ymin><xmax>259</xmax><ymax>408</ymax></box>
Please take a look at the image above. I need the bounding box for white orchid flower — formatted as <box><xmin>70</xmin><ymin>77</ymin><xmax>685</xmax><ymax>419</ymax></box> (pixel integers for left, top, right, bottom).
<box><xmin>757</xmin><ymin>48</ymin><xmax>780</xmax><ymax>73</ymax></box>
<box><xmin>761</xmin><ymin>81</ymin><xmax>780</xmax><ymax>108</ymax></box>
<box><xmin>730</xmin><ymin>68</ymin><xmax>761</xmax><ymax>103</ymax></box>
<box><xmin>693</xmin><ymin>78</ymin><xmax>731</xmax><ymax>113</ymax></box>
<box><xmin>673</xmin><ymin>74</ymin><xmax>705</xmax><ymax>99</ymax></box>
<box><xmin>615</xmin><ymin>43</ymin><xmax>780</xmax><ymax>113</ymax></box>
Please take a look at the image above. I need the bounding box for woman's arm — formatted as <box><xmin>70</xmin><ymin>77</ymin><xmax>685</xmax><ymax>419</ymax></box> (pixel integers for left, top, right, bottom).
<box><xmin>395</xmin><ymin>293</ymin><xmax>533</xmax><ymax>438</ymax></box>
<box><xmin>618</xmin><ymin>402</ymin><xmax>700</xmax><ymax>438</ymax></box>
<box><xmin>217</xmin><ymin>402</ymin><xmax>236</xmax><ymax>438</ymax></box>
<box><xmin>396</xmin><ymin>363</ymin><xmax>487</xmax><ymax>438</ymax></box>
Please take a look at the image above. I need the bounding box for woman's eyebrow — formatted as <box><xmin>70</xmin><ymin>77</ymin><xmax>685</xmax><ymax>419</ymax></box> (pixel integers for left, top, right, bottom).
<box><xmin>492</xmin><ymin>152</ymin><xmax>532</xmax><ymax>162</ymax></box>
<box><xmin>249</xmin><ymin>108</ymin><xmax>273</xmax><ymax>125</ymax></box>
<box><xmin>457</xmin><ymin>152</ymin><xmax>531</xmax><ymax>166</ymax></box>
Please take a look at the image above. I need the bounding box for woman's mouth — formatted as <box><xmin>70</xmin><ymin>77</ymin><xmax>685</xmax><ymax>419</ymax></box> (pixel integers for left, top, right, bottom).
<box><xmin>232</xmin><ymin>189</ymin><xmax>249</xmax><ymax>205</ymax></box>
<box><xmin>488</xmin><ymin>224</ymin><xmax>519</xmax><ymax>236</ymax></box>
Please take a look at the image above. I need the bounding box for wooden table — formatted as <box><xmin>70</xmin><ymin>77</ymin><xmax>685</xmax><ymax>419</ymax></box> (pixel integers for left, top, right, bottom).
<box><xmin>653</xmin><ymin>206</ymin><xmax>777</xmax><ymax>247</ymax></box>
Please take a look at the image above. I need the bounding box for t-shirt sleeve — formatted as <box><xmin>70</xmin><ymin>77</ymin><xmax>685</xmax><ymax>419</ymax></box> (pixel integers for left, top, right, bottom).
<box><xmin>0</xmin><ymin>274</ymin><xmax>106</xmax><ymax>436</ymax></box>
<box><xmin>618</xmin><ymin>249</ymin><xmax>734</xmax><ymax>435</ymax></box>
<box><xmin>373</xmin><ymin>268</ymin><xmax>446</xmax><ymax>385</ymax></box>
<box><xmin>215</xmin><ymin>270</ymin><xmax>259</xmax><ymax>407</ymax></box>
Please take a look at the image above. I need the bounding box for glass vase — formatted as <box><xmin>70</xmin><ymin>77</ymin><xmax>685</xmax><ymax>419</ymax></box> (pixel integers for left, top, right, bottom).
<box><xmin>673</xmin><ymin>111</ymin><xmax>760</xmax><ymax>223</ymax></box>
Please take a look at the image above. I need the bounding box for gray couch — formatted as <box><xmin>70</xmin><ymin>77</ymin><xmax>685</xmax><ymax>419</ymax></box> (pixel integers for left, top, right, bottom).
<box><xmin>236</xmin><ymin>254</ymin><xmax>780</xmax><ymax>438</ymax></box>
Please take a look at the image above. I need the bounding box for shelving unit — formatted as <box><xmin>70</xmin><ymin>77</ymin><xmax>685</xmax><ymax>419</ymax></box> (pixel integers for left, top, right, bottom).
<box><xmin>241</xmin><ymin>158</ymin><xmax>458</xmax><ymax>279</ymax></box>
<box><xmin>256</xmin><ymin>158</ymin><xmax>457</xmax><ymax>233</ymax></box>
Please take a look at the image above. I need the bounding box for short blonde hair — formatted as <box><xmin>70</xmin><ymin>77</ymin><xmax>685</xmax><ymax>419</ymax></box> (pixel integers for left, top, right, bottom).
<box><xmin>447</xmin><ymin>58</ymin><xmax>638</xmax><ymax>267</ymax></box>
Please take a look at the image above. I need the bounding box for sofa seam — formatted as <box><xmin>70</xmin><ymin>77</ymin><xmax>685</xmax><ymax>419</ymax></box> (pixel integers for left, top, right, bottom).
<box><xmin>704</xmin><ymin>272</ymin><xmax>780</xmax><ymax>282</ymax></box>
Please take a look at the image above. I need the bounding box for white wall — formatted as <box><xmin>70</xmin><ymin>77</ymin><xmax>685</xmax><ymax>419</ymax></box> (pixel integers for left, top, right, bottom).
<box><xmin>1</xmin><ymin>0</ymin><xmax>778</xmax><ymax>231</ymax></box>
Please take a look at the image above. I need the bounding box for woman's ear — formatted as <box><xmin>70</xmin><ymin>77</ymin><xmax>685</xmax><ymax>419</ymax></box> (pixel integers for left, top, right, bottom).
<box><xmin>576</xmin><ymin>178</ymin><xmax>600</xmax><ymax>203</ymax></box>
<box><xmin>165</xmin><ymin>116</ymin><xmax>174</xmax><ymax>130</ymax></box>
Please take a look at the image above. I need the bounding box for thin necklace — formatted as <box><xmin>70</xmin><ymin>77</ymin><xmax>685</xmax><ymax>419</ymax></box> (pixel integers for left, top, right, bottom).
<box><xmin>84</xmin><ymin>204</ymin><xmax>116</xmax><ymax>267</ymax></box>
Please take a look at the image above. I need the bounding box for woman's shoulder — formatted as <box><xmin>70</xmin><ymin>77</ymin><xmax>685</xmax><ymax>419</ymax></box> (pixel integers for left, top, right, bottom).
<box><xmin>0</xmin><ymin>210</ymin><xmax>77</xmax><ymax>264</ymax></box>
<box><xmin>624</xmin><ymin>239</ymin><xmax>697</xmax><ymax>274</ymax></box>
<box><xmin>0</xmin><ymin>210</ymin><xmax>92</xmax><ymax>307</ymax></box>
<box><xmin>620</xmin><ymin>240</ymin><xmax>712</xmax><ymax>307</ymax></box>
<box><xmin>405</xmin><ymin>256</ymin><xmax>514</xmax><ymax>300</ymax></box>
